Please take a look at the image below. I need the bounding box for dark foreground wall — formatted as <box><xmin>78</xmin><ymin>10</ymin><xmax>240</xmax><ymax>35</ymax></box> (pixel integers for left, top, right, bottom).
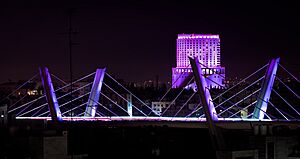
<box><xmin>67</xmin><ymin>126</ymin><xmax>216</xmax><ymax>158</ymax></box>
<box><xmin>1</xmin><ymin>121</ymin><xmax>300</xmax><ymax>159</ymax></box>
<box><xmin>0</xmin><ymin>125</ymin><xmax>217</xmax><ymax>159</ymax></box>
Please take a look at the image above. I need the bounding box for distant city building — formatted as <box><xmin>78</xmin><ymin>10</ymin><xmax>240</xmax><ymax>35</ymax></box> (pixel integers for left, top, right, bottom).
<box><xmin>176</xmin><ymin>34</ymin><xmax>221</xmax><ymax>68</ymax></box>
<box><xmin>172</xmin><ymin>34</ymin><xmax>225</xmax><ymax>89</ymax></box>
<box><xmin>151</xmin><ymin>101</ymin><xmax>174</xmax><ymax>115</ymax></box>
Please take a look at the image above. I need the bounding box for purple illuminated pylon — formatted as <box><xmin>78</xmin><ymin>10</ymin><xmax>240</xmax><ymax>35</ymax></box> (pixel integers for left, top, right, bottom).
<box><xmin>189</xmin><ymin>56</ymin><xmax>226</xmax><ymax>151</ymax></box>
<box><xmin>252</xmin><ymin>58</ymin><xmax>280</xmax><ymax>120</ymax></box>
<box><xmin>84</xmin><ymin>68</ymin><xmax>106</xmax><ymax>117</ymax></box>
<box><xmin>39</xmin><ymin>67</ymin><xmax>62</xmax><ymax>122</ymax></box>
<box><xmin>189</xmin><ymin>56</ymin><xmax>218</xmax><ymax>121</ymax></box>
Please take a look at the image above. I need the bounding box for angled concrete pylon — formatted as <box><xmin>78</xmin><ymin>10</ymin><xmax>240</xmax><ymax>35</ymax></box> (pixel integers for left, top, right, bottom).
<box><xmin>189</xmin><ymin>57</ymin><xmax>225</xmax><ymax>152</ymax></box>
<box><xmin>253</xmin><ymin>58</ymin><xmax>280</xmax><ymax>120</ymax></box>
<box><xmin>189</xmin><ymin>57</ymin><xmax>218</xmax><ymax>121</ymax></box>
<box><xmin>39</xmin><ymin>67</ymin><xmax>62</xmax><ymax>122</ymax></box>
<box><xmin>84</xmin><ymin>68</ymin><xmax>106</xmax><ymax>117</ymax></box>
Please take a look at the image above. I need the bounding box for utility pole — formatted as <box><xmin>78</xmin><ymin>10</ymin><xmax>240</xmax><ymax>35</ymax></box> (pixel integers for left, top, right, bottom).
<box><xmin>66</xmin><ymin>8</ymin><xmax>78</xmax><ymax>159</ymax></box>
<box><xmin>67</xmin><ymin>8</ymin><xmax>79</xmax><ymax>119</ymax></box>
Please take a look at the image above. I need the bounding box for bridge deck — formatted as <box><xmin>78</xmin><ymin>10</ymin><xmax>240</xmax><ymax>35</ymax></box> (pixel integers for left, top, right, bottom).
<box><xmin>15</xmin><ymin>116</ymin><xmax>300</xmax><ymax>129</ymax></box>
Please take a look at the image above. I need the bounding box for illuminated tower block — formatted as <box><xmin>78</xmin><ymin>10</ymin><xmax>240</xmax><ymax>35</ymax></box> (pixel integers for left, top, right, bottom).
<box><xmin>172</xmin><ymin>34</ymin><xmax>225</xmax><ymax>89</ymax></box>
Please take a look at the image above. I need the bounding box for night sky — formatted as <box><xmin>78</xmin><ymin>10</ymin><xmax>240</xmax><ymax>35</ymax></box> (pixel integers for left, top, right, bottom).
<box><xmin>1</xmin><ymin>0</ymin><xmax>299</xmax><ymax>83</ymax></box>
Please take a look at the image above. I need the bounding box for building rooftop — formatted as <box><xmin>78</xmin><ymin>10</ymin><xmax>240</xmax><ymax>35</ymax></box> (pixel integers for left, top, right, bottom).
<box><xmin>178</xmin><ymin>34</ymin><xmax>219</xmax><ymax>39</ymax></box>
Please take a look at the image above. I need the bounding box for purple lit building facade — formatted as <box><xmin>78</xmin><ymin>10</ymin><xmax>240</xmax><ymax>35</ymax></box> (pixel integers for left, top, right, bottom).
<box><xmin>172</xmin><ymin>34</ymin><xmax>225</xmax><ymax>88</ymax></box>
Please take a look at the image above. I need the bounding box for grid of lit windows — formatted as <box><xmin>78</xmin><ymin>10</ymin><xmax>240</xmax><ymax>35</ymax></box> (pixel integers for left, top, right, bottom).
<box><xmin>176</xmin><ymin>34</ymin><xmax>221</xmax><ymax>68</ymax></box>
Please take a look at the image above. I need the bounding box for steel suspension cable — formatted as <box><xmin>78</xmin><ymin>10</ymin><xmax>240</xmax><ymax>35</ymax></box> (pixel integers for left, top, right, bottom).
<box><xmin>279</xmin><ymin>64</ymin><xmax>300</xmax><ymax>83</ymax></box>
<box><xmin>17</xmin><ymin>82</ymin><xmax>92</xmax><ymax>116</ymax></box>
<box><xmin>159</xmin><ymin>64</ymin><xmax>191</xmax><ymax>102</ymax></box>
<box><xmin>172</xmin><ymin>91</ymin><xmax>197</xmax><ymax>118</ymax></box>
<box><xmin>100</xmin><ymin>92</ymin><xmax>130</xmax><ymax>116</ymax></box>
<box><xmin>161</xmin><ymin>77</ymin><xmax>194</xmax><ymax>116</ymax></box>
<box><xmin>87</xmin><ymin>98</ymin><xmax>119</xmax><ymax>117</ymax></box>
<box><xmin>218</xmin><ymin>89</ymin><xmax>261</xmax><ymax>116</ymax></box>
<box><xmin>0</xmin><ymin>74</ymin><xmax>38</xmax><ymax>103</ymax></box>
<box><xmin>8</xmin><ymin>95</ymin><xmax>45</xmax><ymax>113</ymax></box>
<box><xmin>212</xmin><ymin>64</ymin><xmax>268</xmax><ymax>101</ymax></box>
<box><xmin>16</xmin><ymin>97</ymin><xmax>44</xmax><ymax>116</ymax></box>
<box><xmin>55</xmin><ymin>82</ymin><xmax>92</xmax><ymax>101</ymax></box>
<box><xmin>102</xmin><ymin>82</ymin><xmax>147</xmax><ymax>116</ymax></box>
<box><xmin>61</xmin><ymin>102</ymin><xmax>88</xmax><ymax>116</ymax></box>
<box><xmin>37</xmin><ymin>92</ymin><xmax>91</xmax><ymax>117</ymax></box>
<box><xmin>209</xmin><ymin>89</ymin><xmax>245</xmax><ymax>118</ymax></box>
<box><xmin>268</xmin><ymin>101</ymin><xmax>295</xmax><ymax>119</ymax></box>
<box><xmin>272</xmin><ymin>89</ymin><xmax>300</xmax><ymax>116</ymax></box>
<box><xmin>53</xmin><ymin>71</ymin><xmax>95</xmax><ymax>93</ymax></box>
<box><xmin>62</xmin><ymin>101</ymin><xmax>104</xmax><ymax>117</ymax></box>
<box><xmin>8</xmin><ymin>94</ymin><xmax>28</xmax><ymax>109</ymax></box>
<box><xmin>228</xmin><ymin>101</ymin><xmax>257</xmax><ymax>118</ymax></box>
<box><xmin>31</xmin><ymin>103</ymin><xmax>48</xmax><ymax>117</ymax></box>
<box><xmin>275</xmin><ymin>76</ymin><xmax>300</xmax><ymax>99</ymax></box>
<box><xmin>214</xmin><ymin>76</ymin><xmax>264</xmax><ymax>109</ymax></box>
<box><xmin>10</xmin><ymin>72</ymin><xmax>95</xmax><ymax>113</ymax></box>
<box><xmin>267</xmin><ymin>101</ymin><xmax>289</xmax><ymax>120</ymax></box>
<box><xmin>17</xmin><ymin>102</ymin><xmax>48</xmax><ymax>117</ymax></box>
<box><xmin>105</xmin><ymin>73</ymin><xmax>155</xmax><ymax>113</ymax></box>
<box><xmin>185</xmin><ymin>103</ymin><xmax>202</xmax><ymax>118</ymax></box>
<box><xmin>51</xmin><ymin>74</ymin><xmax>68</xmax><ymax>85</ymax></box>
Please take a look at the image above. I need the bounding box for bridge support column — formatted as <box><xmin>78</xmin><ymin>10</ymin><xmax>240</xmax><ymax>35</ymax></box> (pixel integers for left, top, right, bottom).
<box><xmin>189</xmin><ymin>57</ymin><xmax>225</xmax><ymax>152</ymax></box>
<box><xmin>39</xmin><ymin>67</ymin><xmax>62</xmax><ymax>122</ymax></box>
<box><xmin>127</xmin><ymin>94</ymin><xmax>133</xmax><ymax>117</ymax></box>
<box><xmin>252</xmin><ymin>58</ymin><xmax>280</xmax><ymax>120</ymax></box>
<box><xmin>189</xmin><ymin>57</ymin><xmax>218</xmax><ymax>121</ymax></box>
<box><xmin>84</xmin><ymin>68</ymin><xmax>106</xmax><ymax>117</ymax></box>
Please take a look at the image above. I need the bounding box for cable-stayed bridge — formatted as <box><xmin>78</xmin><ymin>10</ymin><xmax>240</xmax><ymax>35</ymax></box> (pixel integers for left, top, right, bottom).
<box><xmin>1</xmin><ymin>57</ymin><xmax>299</xmax><ymax>126</ymax></box>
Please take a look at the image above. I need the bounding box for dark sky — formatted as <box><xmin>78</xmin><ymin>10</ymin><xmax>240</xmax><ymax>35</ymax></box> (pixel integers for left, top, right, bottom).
<box><xmin>0</xmin><ymin>0</ymin><xmax>299</xmax><ymax>83</ymax></box>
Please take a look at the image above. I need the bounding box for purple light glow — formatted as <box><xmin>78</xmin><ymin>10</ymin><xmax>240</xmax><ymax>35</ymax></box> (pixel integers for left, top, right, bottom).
<box><xmin>176</xmin><ymin>34</ymin><xmax>220</xmax><ymax>68</ymax></box>
<box><xmin>253</xmin><ymin>58</ymin><xmax>280</xmax><ymax>120</ymax></box>
<box><xmin>172</xmin><ymin>34</ymin><xmax>225</xmax><ymax>89</ymax></box>
<box><xmin>85</xmin><ymin>68</ymin><xmax>106</xmax><ymax>117</ymax></box>
<box><xmin>189</xmin><ymin>57</ymin><xmax>218</xmax><ymax>121</ymax></box>
<box><xmin>39</xmin><ymin>67</ymin><xmax>62</xmax><ymax>121</ymax></box>
<box><xmin>15</xmin><ymin>116</ymin><xmax>272</xmax><ymax>122</ymax></box>
<box><xmin>177</xmin><ymin>34</ymin><xmax>219</xmax><ymax>39</ymax></box>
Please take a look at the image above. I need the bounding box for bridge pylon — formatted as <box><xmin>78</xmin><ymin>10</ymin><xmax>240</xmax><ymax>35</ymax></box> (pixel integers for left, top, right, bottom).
<box><xmin>189</xmin><ymin>56</ymin><xmax>225</xmax><ymax>152</ymax></box>
<box><xmin>39</xmin><ymin>67</ymin><xmax>62</xmax><ymax>122</ymax></box>
<box><xmin>252</xmin><ymin>58</ymin><xmax>280</xmax><ymax>120</ymax></box>
<box><xmin>84</xmin><ymin>68</ymin><xmax>106</xmax><ymax>117</ymax></box>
